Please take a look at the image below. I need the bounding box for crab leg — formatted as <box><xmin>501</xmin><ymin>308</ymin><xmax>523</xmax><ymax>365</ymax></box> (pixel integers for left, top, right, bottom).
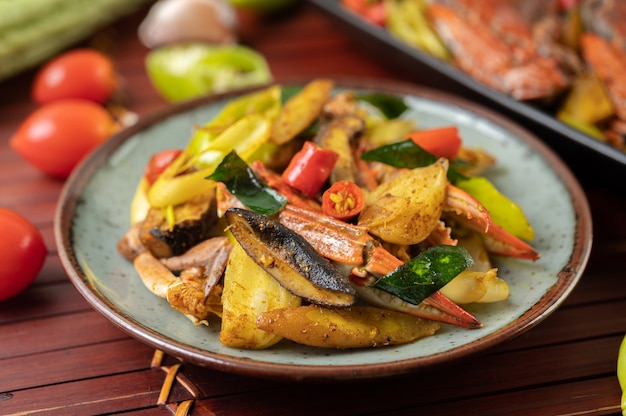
<box><xmin>161</xmin><ymin>236</ymin><xmax>232</xmax><ymax>299</ymax></box>
<box><xmin>132</xmin><ymin>237</ymin><xmax>231</xmax><ymax>324</ymax></box>
<box><xmin>426</xmin><ymin>220</ymin><xmax>458</xmax><ymax>247</ymax></box>
<box><xmin>134</xmin><ymin>251</ymin><xmax>179</xmax><ymax>298</ymax></box>
<box><xmin>161</xmin><ymin>236</ymin><xmax>231</xmax><ymax>270</ymax></box>
<box><xmin>278</xmin><ymin>204</ymin><xmax>370</xmax><ymax>266</ymax></box>
<box><xmin>353</xmin><ymin>285</ymin><xmax>481</xmax><ymax>329</ymax></box>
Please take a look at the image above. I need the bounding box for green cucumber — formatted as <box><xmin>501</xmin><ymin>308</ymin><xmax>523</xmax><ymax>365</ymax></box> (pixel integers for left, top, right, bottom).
<box><xmin>0</xmin><ymin>0</ymin><xmax>153</xmax><ymax>81</ymax></box>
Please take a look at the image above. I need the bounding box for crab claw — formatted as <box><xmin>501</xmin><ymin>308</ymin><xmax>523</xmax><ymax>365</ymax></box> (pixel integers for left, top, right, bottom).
<box><xmin>480</xmin><ymin>222</ymin><xmax>540</xmax><ymax>261</ymax></box>
<box><xmin>423</xmin><ymin>291</ymin><xmax>483</xmax><ymax>329</ymax></box>
<box><xmin>444</xmin><ymin>184</ymin><xmax>539</xmax><ymax>261</ymax></box>
<box><xmin>353</xmin><ymin>285</ymin><xmax>482</xmax><ymax>329</ymax></box>
<box><xmin>359</xmin><ymin>244</ymin><xmax>482</xmax><ymax>329</ymax></box>
<box><xmin>444</xmin><ymin>184</ymin><xmax>491</xmax><ymax>233</ymax></box>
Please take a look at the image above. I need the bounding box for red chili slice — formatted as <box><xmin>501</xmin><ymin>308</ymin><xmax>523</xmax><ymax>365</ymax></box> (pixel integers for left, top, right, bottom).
<box><xmin>281</xmin><ymin>141</ymin><xmax>339</xmax><ymax>197</ymax></box>
<box><xmin>322</xmin><ymin>180</ymin><xmax>365</xmax><ymax>221</ymax></box>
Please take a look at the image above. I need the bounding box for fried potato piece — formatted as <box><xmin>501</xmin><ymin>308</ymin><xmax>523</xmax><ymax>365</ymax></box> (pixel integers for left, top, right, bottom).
<box><xmin>358</xmin><ymin>158</ymin><xmax>448</xmax><ymax>245</ymax></box>
<box><xmin>256</xmin><ymin>305</ymin><xmax>440</xmax><ymax>349</ymax></box>
<box><xmin>220</xmin><ymin>241</ymin><xmax>301</xmax><ymax>349</ymax></box>
<box><xmin>270</xmin><ymin>78</ymin><xmax>334</xmax><ymax>145</ymax></box>
<box><xmin>314</xmin><ymin>114</ymin><xmax>365</xmax><ymax>184</ymax></box>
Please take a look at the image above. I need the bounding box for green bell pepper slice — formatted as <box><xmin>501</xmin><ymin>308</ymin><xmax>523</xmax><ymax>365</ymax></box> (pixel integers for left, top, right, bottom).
<box><xmin>146</xmin><ymin>43</ymin><xmax>273</xmax><ymax>103</ymax></box>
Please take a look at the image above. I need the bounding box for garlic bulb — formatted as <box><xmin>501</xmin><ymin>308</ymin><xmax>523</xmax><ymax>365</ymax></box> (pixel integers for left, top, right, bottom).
<box><xmin>138</xmin><ymin>0</ymin><xmax>238</xmax><ymax>48</ymax></box>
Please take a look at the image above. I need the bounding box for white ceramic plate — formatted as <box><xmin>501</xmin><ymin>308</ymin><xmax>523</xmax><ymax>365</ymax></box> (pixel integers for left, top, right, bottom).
<box><xmin>55</xmin><ymin>78</ymin><xmax>592</xmax><ymax>381</ymax></box>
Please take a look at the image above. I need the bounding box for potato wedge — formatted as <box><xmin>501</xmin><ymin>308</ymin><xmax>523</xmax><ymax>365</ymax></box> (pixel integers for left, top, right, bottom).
<box><xmin>256</xmin><ymin>305</ymin><xmax>440</xmax><ymax>349</ymax></box>
<box><xmin>220</xmin><ymin>240</ymin><xmax>301</xmax><ymax>349</ymax></box>
<box><xmin>270</xmin><ymin>78</ymin><xmax>334</xmax><ymax>145</ymax></box>
<box><xmin>358</xmin><ymin>158</ymin><xmax>448</xmax><ymax>245</ymax></box>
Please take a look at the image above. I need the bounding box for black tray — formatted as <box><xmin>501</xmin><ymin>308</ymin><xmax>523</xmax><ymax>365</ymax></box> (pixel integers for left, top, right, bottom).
<box><xmin>309</xmin><ymin>0</ymin><xmax>626</xmax><ymax>178</ymax></box>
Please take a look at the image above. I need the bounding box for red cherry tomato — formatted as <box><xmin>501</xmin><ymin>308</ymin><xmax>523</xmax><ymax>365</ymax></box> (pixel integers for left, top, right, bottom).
<box><xmin>10</xmin><ymin>99</ymin><xmax>115</xmax><ymax>179</ymax></box>
<box><xmin>32</xmin><ymin>49</ymin><xmax>116</xmax><ymax>105</ymax></box>
<box><xmin>144</xmin><ymin>149</ymin><xmax>183</xmax><ymax>186</ymax></box>
<box><xmin>0</xmin><ymin>208</ymin><xmax>47</xmax><ymax>302</ymax></box>
<box><xmin>322</xmin><ymin>180</ymin><xmax>365</xmax><ymax>221</ymax></box>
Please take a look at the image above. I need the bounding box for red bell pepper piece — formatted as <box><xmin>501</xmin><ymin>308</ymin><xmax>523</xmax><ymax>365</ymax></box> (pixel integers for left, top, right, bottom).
<box><xmin>322</xmin><ymin>180</ymin><xmax>365</xmax><ymax>221</ymax></box>
<box><xmin>407</xmin><ymin>126</ymin><xmax>462</xmax><ymax>160</ymax></box>
<box><xmin>281</xmin><ymin>141</ymin><xmax>339</xmax><ymax>197</ymax></box>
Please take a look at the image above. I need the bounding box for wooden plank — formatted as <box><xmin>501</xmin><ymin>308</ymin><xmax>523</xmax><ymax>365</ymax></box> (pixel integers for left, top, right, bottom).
<box><xmin>497</xmin><ymin>298</ymin><xmax>626</xmax><ymax>350</ymax></box>
<box><xmin>35</xmin><ymin>255</ymin><xmax>68</xmax><ymax>285</ymax></box>
<box><xmin>564</xmin><ymin>268</ymin><xmax>626</xmax><ymax>306</ymax></box>
<box><xmin>0</xmin><ymin>368</ymin><xmax>194</xmax><ymax>416</ymax></box>
<box><xmin>0</xmin><ymin>282</ymin><xmax>92</xmax><ymax>325</ymax></box>
<box><xmin>0</xmin><ymin>160</ymin><xmax>43</xmax><ymax>181</ymax></box>
<box><xmin>116</xmin><ymin>407</ymin><xmax>175</xmax><ymax>416</ymax></box>
<box><xmin>0</xmin><ymin>310</ymin><xmax>129</xmax><ymax>358</ymax></box>
<box><xmin>1</xmin><ymin>338</ymin><xmax>154</xmax><ymax>392</ymax></box>
<box><xmin>186</xmin><ymin>375</ymin><xmax>620</xmax><ymax>416</ymax></box>
<box><xmin>0</xmin><ymin>180</ymin><xmax>63</xmax><ymax>206</ymax></box>
<box><xmin>192</xmin><ymin>377</ymin><xmax>621</xmax><ymax>416</ymax></box>
<box><xmin>382</xmin><ymin>377</ymin><xmax>622</xmax><ymax>416</ymax></box>
<box><xmin>183</xmin><ymin>336</ymin><xmax>622</xmax><ymax>415</ymax></box>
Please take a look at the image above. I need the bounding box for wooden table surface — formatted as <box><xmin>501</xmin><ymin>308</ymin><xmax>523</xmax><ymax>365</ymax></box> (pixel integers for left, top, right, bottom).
<box><xmin>2</xmin><ymin>3</ymin><xmax>626</xmax><ymax>415</ymax></box>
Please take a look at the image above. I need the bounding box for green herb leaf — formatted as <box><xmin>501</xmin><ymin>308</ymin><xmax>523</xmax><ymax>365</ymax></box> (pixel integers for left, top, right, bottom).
<box><xmin>355</xmin><ymin>93</ymin><xmax>408</xmax><ymax>119</ymax></box>
<box><xmin>360</xmin><ymin>139</ymin><xmax>467</xmax><ymax>181</ymax></box>
<box><xmin>281</xmin><ymin>85</ymin><xmax>302</xmax><ymax>103</ymax></box>
<box><xmin>207</xmin><ymin>151</ymin><xmax>287</xmax><ymax>215</ymax></box>
<box><xmin>373</xmin><ymin>245</ymin><xmax>473</xmax><ymax>305</ymax></box>
<box><xmin>361</xmin><ymin>138</ymin><xmax>435</xmax><ymax>167</ymax></box>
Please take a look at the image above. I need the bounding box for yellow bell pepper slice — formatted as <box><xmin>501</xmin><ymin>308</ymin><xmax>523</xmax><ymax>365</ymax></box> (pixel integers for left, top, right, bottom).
<box><xmin>557</xmin><ymin>72</ymin><xmax>613</xmax><ymax>126</ymax></box>
<box><xmin>385</xmin><ymin>0</ymin><xmax>451</xmax><ymax>61</ymax></box>
<box><xmin>618</xmin><ymin>334</ymin><xmax>626</xmax><ymax>415</ymax></box>
<box><xmin>130</xmin><ymin>177</ymin><xmax>151</xmax><ymax>225</ymax></box>
<box><xmin>185</xmin><ymin>85</ymin><xmax>281</xmax><ymax>156</ymax></box>
<box><xmin>148</xmin><ymin>113</ymin><xmax>272</xmax><ymax>208</ymax></box>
